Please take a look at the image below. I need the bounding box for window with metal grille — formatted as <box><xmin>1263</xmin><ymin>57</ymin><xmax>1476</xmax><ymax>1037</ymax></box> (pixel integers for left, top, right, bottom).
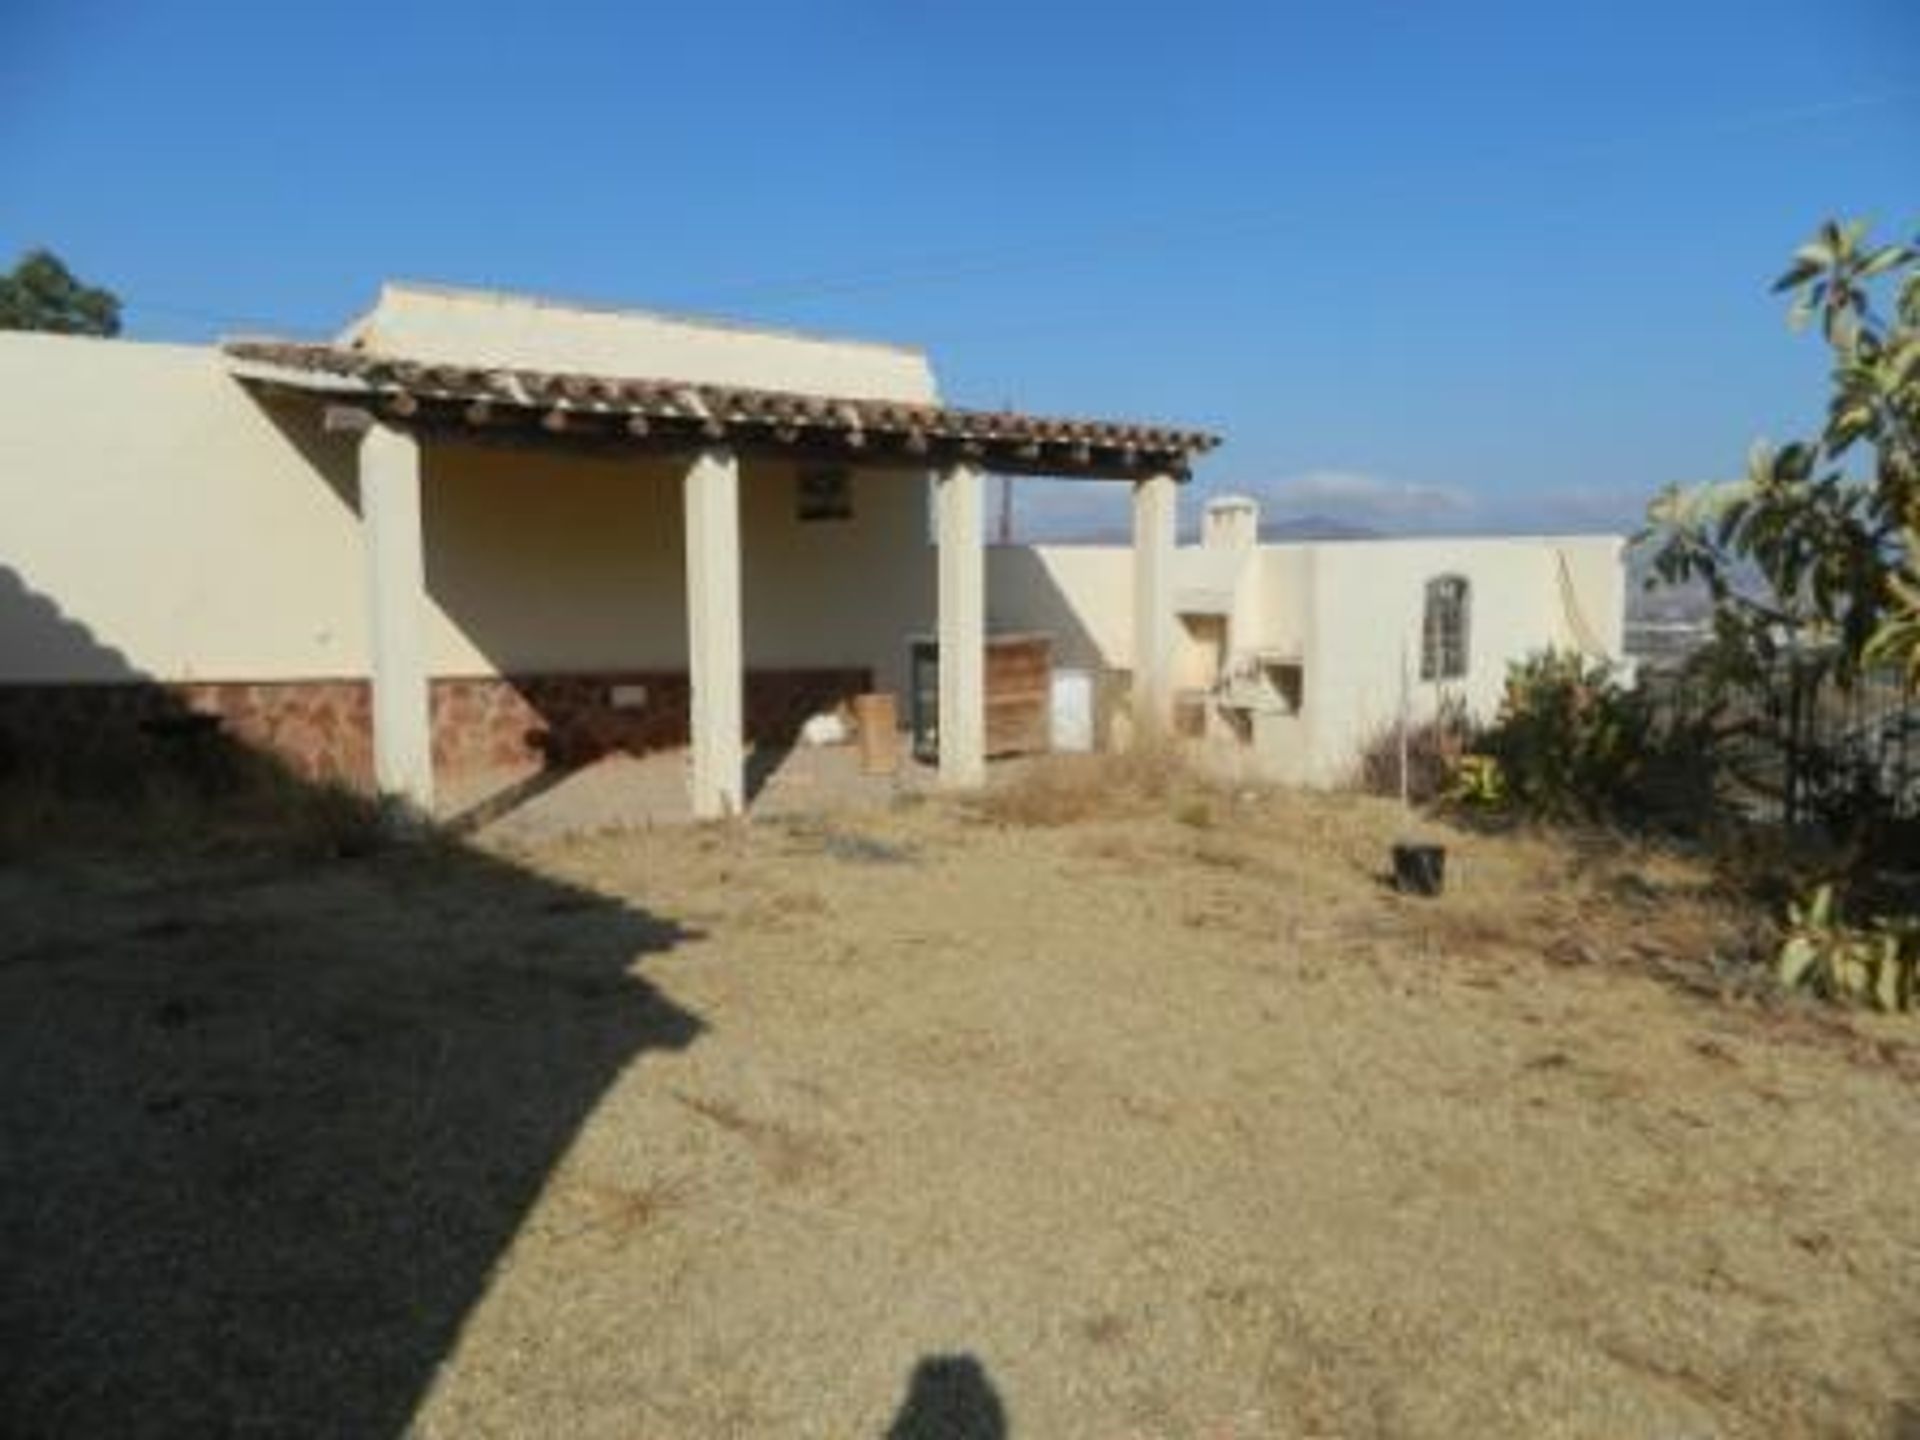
<box><xmin>796</xmin><ymin>466</ymin><xmax>854</xmax><ymax>522</ymax></box>
<box><xmin>1421</xmin><ymin>575</ymin><xmax>1470</xmax><ymax>681</ymax></box>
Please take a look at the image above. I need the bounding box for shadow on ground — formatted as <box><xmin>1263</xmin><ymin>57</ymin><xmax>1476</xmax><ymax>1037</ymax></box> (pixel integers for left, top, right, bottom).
<box><xmin>0</xmin><ymin>566</ymin><xmax>707</xmax><ymax>1436</ymax></box>
<box><xmin>887</xmin><ymin>1353</ymin><xmax>1008</xmax><ymax>1440</ymax></box>
<box><xmin>0</xmin><ymin>840</ymin><xmax>702</xmax><ymax>1437</ymax></box>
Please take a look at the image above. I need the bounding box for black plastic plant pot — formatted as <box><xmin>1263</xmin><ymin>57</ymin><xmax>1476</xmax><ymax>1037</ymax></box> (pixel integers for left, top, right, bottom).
<box><xmin>1392</xmin><ymin>842</ymin><xmax>1447</xmax><ymax>897</ymax></box>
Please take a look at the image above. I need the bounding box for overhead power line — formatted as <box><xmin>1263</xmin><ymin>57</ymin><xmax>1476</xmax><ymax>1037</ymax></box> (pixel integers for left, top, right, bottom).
<box><xmin>673</xmin><ymin>86</ymin><xmax>1920</xmax><ymax>311</ymax></box>
<box><xmin>83</xmin><ymin>85</ymin><xmax>1920</xmax><ymax>342</ymax></box>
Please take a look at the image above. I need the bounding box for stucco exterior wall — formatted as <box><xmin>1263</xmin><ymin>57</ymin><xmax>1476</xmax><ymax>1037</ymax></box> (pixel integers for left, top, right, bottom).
<box><xmin>1288</xmin><ymin>535</ymin><xmax>1625</xmax><ymax>782</ymax></box>
<box><xmin>1259</xmin><ymin>546</ymin><xmax>1313</xmax><ymax>661</ymax></box>
<box><xmin>740</xmin><ymin>461</ymin><xmax>933</xmax><ymax>697</ymax></box>
<box><xmin>345</xmin><ymin>283</ymin><xmax>938</xmax><ymax>402</ymax></box>
<box><xmin>418</xmin><ymin>443</ymin><xmax>931</xmax><ymax>695</ymax></box>
<box><xmin>985</xmin><ymin>536</ymin><xmax>1241</xmax><ymax>702</ymax></box>
<box><xmin>0</xmin><ymin>332</ymin><xmax>934</xmax><ymax>698</ymax></box>
<box><xmin>986</xmin><ymin>544</ymin><xmax>1133</xmax><ymax>673</ymax></box>
<box><xmin>980</xmin><ymin>529</ymin><xmax>1626</xmax><ymax>786</ymax></box>
<box><xmin>1552</xmin><ymin>535</ymin><xmax>1628</xmax><ymax>660</ymax></box>
<box><xmin>1</xmin><ymin>334</ymin><xmax>372</xmax><ymax>683</ymax></box>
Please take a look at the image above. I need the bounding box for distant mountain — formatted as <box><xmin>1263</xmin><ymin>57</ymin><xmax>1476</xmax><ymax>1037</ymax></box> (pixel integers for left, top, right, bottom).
<box><xmin>1021</xmin><ymin>513</ymin><xmax>1383</xmax><ymax>545</ymax></box>
<box><xmin>1015</xmin><ymin>524</ymin><xmax>1130</xmax><ymax>546</ymax></box>
<box><xmin>1258</xmin><ymin>514</ymin><xmax>1380</xmax><ymax>542</ymax></box>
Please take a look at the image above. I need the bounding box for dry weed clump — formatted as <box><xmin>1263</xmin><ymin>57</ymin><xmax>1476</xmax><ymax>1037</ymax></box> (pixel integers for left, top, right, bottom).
<box><xmin>1348</xmin><ymin>703</ymin><xmax>1473</xmax><ymax>803</ymax></box>
<box><xmin>0</xmin><ymin>741</ymin><xmax>413</xmax><ymax>861</ymax></box>
<box><xmin>1196</xmin><ymin>784</ymin><xmax>1777</xmax><ymax>1002</ymax></box>
<box><xmin>1394</xmin><ymin>825</ymin><xmax>1774</xmax><ymax>996</ymax></box>
<box><xmin>970</xmin><ymin>742</ymin><xmax>1197</xmax><ymax>827</ymax></box>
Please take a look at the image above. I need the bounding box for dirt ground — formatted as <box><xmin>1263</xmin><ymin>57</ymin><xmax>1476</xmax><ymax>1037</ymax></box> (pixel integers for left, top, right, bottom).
<box><xmin>436</xmin><ymin>742</ymin><xmax>936</xmax><ymax>842</ymax></box>
<box><xmin>3</xmin><ymin>773</ymin><xmax>1918</xmax><ymax>1438</ymax></box>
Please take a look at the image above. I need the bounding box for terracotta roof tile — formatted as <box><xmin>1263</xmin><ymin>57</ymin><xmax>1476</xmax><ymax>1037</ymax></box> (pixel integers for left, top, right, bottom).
<box><xmin>224</xmin><ymin>339</ymin><xmax>1219</xmax><ymax>478</ymax></box>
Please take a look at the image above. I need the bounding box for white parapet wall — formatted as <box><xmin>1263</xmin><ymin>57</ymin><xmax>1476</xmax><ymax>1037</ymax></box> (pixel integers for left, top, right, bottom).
<box><xmin>342</xmin><ymin>282</ymin><xmax>939</xmax><ymax>402</ymax></box>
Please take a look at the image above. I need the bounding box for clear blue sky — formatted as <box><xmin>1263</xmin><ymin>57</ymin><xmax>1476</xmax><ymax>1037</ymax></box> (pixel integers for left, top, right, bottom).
<box><xmin>3</xmin><ymin>0</ymin><xmax>1914</xmax><ymax>537</ymax></box>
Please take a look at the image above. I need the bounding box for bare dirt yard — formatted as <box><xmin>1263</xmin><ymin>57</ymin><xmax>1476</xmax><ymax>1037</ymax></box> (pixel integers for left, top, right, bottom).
<box><xmin>4</xmin><ymin>765</ymin><xmax>1918</xmax><ymax>1438</ymax></box>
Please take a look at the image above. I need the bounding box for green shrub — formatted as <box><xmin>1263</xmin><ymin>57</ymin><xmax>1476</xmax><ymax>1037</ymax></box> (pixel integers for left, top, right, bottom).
<box><xmin>1777</xmin><ymin>883</ymin><xmax>1918</xmax><ymax>1012</ymax></box>
<box><xmin>1463</xmin><ymin>652</ymin><xmax>1651</xmax><ymax>823</ymax></box>
<box><xmin>1445</xmin><ymin>754</ymin><xmax>1507</xmax><ymax>809</ymax></box>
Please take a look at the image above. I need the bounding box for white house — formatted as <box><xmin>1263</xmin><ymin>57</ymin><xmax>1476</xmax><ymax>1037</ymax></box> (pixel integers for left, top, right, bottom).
<box><xmin>1</xmin><ymin>280</ymin><xmax>1622</xmax><ymax>818</ymax></box>
<box><xmin>0</xmin><ymin>282</ymin><xmax>1216</xmax><ymax>818</ymax></box>
<box><xmin>988</xmin><ymin>495</ymin><xmax>1625</xmax><ymax>785</ymax></box>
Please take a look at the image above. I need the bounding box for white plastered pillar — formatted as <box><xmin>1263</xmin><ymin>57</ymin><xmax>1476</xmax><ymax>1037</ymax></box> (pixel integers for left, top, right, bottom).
<box><xmin>360</xmin><ymin>421</ymin><xmax>434</xmax><ymax>812</ymax></box>
<box><xmin>936</xmin><ymin>461</ymin><xmax>985</xmax><ymax>787</ymax></box>
<box><xmin>1132</xmin><ymin>471</ymin><xmax>1178</xmax><ymax>737</ymax></box>
<box><xmin>684</xmin><ymin>447</ymin><xmax>745</xmax><ymax>819</ymax></box>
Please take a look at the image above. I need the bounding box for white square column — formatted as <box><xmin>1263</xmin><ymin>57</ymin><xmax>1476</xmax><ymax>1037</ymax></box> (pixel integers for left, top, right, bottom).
<box><xmin>1132</xmin><ymin>471</ymin><xmax>1178</xmax><ymax>737</ymax></box>
<box><xmin>936</xmin><ymin>461</ymin><xmax>985</xmax><ymax>787</ymax></box>
<box><xmin>684</xmin><ymin>448</ymin><xmax>745</xmax><ymax>819</ymax></box>
<box><xmin>360</xmin><ymin>421</ymin><xmax>434</xmax><ymax>812</ymax></box>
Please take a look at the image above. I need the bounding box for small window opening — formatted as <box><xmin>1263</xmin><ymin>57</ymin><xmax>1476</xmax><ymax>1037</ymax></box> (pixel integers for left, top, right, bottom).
<box><xmin>797</xmin><ymin>466</ymin><xmax>854</xmax><ymax>522</ymax></box>
<box><xmin>1420</xmin><ymin>575</ymin><xmax>1470</xmax><ymax>681</ymax></box>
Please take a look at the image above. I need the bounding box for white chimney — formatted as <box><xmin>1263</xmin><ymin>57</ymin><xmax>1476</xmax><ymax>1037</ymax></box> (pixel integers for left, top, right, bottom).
<box><xmin>1202</xmin><ymin>494</ymin><xmax>1260</xmax><ymax>551</ymax></box>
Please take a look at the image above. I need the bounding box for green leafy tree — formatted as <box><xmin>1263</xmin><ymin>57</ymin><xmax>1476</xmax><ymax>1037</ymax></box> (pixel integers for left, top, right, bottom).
<box><xmin>0</xmin><ymin>248</ymin><xmax>122</xmax><ymax>337</ymax></box>
<box><xmin>1646</xmin><ymin>224</ymin><xmax>1920</xmax><ymax>1005</ymax></box>
<box><xmin>1644</xmin><ymin>219</ymin><xmax>1918</xmax><ymax>688</ymax></box>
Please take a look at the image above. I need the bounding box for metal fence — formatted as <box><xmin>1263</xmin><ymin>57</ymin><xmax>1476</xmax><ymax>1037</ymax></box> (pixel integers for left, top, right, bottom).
<box><xmin>1638</xmin><ymin>661</ymin><xmax>1920</xmax><ymax>827</ymax></box>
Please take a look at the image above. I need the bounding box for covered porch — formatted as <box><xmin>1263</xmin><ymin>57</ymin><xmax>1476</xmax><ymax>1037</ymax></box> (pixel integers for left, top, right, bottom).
<box><xmin>226</xmin><ymin>340</ymin><xmax>1220</xmax><ymax>821</ymax></box>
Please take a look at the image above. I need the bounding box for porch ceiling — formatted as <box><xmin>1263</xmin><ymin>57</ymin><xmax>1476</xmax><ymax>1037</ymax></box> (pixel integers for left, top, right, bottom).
<box><xmin>224</xmin><ymin>339</ymin><xmax>1219</xmax><ymax>480</ymax></box>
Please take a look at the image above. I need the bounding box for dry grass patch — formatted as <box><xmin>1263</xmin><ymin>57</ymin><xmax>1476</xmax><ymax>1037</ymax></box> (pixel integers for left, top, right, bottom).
<box><xmin>562</xmin><ymin>1175</ymin><xmax>693</xmax><ymax>1247</ymax></box>
<box><xmin>670</xmin><ymin>1089</ymin><xmax>840</xmax><ymax>1187</ymax></box>
<box><xmin>0</xmin><ymin>748</ymin><xmax>407</xmax><ymax>861</ymax></box>
<box><xmin>969</xmin><ymin>742</ymin><xmax>1193</xmax><ymax>827</ymax></box>
<box><xmin>9</xmin><ymin>774</ymin><xmax>1920</xmax><ymax>1437</ymax></box>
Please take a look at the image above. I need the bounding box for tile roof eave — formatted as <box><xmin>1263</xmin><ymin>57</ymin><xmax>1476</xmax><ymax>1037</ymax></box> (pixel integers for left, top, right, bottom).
<box><xmin>222</xmin><ymin>339</ymin><xmax>1221</xmax><ymax>475</ymax></box>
